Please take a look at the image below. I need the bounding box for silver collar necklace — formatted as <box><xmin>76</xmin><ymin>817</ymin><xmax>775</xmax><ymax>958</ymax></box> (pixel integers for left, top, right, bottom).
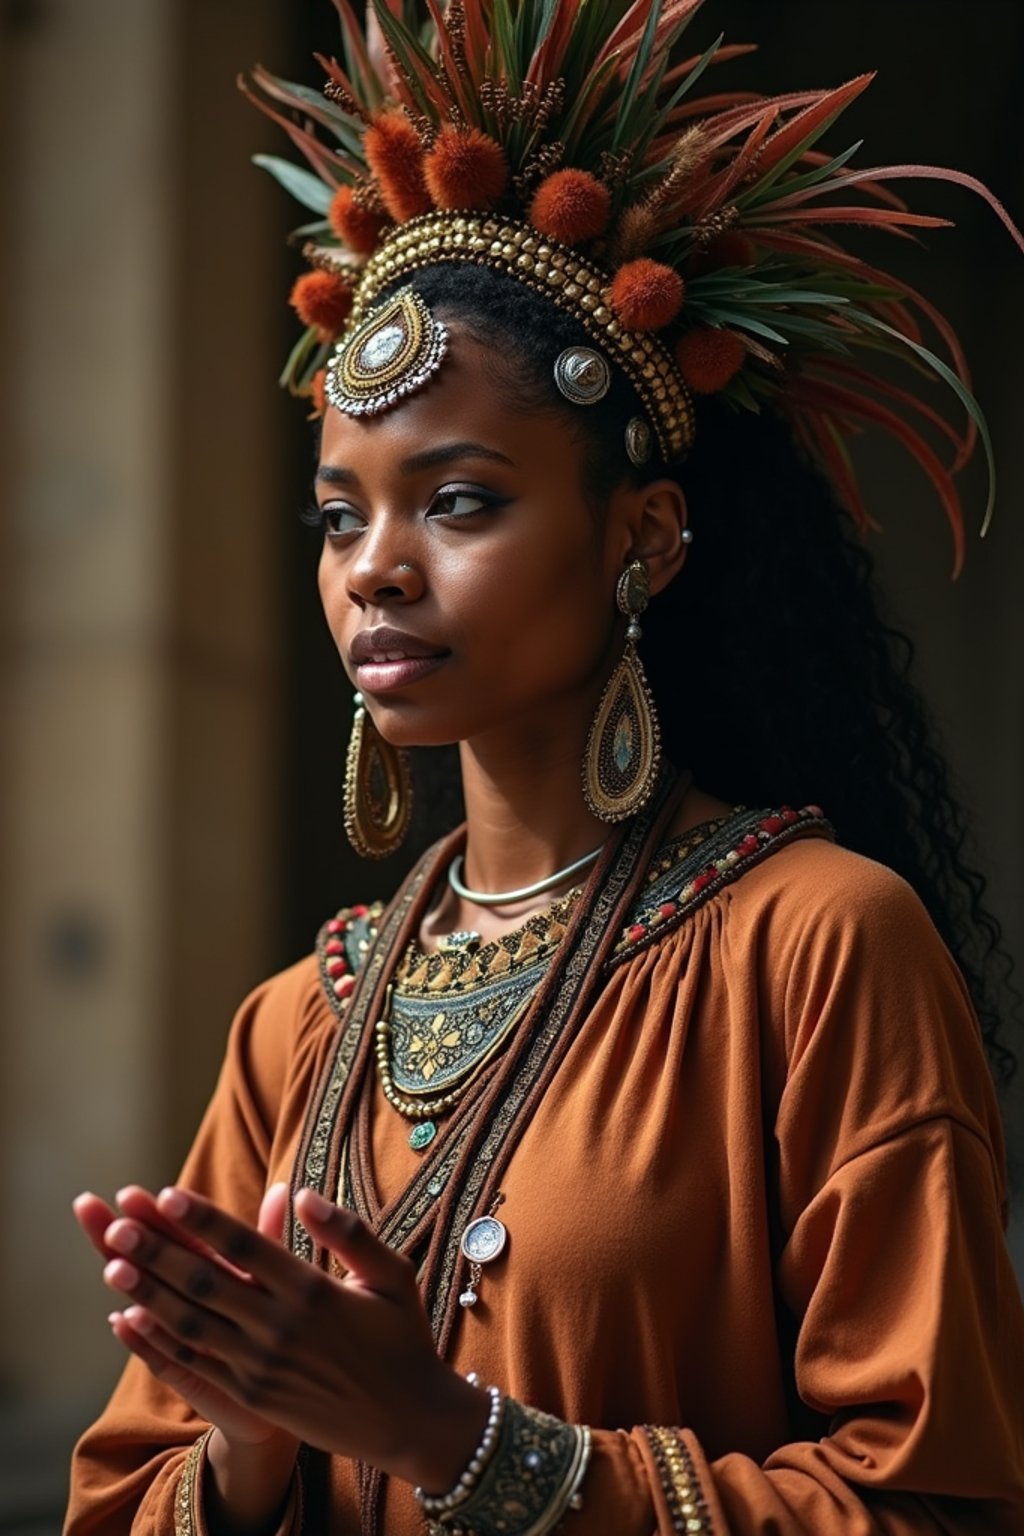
<box><xmin>447</xmin><ymin>843</ymin><xmax>603</xmax><ymax>908</ymax></box>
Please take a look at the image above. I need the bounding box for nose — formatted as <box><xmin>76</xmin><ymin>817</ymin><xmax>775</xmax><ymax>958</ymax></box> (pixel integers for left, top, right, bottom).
<box><xmin>347</xmin><ymin>524</ymin><xmax>424</xmax><ymax>609</ymax></box>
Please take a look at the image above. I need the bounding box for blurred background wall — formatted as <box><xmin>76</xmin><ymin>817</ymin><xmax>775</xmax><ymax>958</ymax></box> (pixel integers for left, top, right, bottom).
<box><xmin>0</xmin><ymin>2</ymin><xmax>1020</xmax><ymax>1531</ymax></box>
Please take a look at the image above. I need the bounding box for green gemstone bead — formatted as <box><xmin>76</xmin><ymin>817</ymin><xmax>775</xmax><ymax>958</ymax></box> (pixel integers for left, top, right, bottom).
<box><xmin>409</xmin><ymin>1121</ymin><xmax>437</xmax><ymax>1151</ymax></box>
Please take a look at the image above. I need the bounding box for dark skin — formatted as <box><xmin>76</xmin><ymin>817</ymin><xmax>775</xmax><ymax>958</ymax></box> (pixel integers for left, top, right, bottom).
<box><xmin>73</xmin><ymin>323</ymin><xmax>731</xmax><ymax>1534</ymax></box>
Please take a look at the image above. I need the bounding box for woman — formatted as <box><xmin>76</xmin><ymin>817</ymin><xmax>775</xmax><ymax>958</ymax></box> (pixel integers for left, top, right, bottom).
<box><xmin>67</xmin><ymin>2</ymin><xmax>1024</xmax><ymax>1533</ymax></box>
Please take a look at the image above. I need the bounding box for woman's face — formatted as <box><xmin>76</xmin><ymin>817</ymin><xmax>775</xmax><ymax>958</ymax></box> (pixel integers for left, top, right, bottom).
<box><xmin>315</xmin><ymin>324</ymin><xmax>635</xmax><ymax>749</ymax></box>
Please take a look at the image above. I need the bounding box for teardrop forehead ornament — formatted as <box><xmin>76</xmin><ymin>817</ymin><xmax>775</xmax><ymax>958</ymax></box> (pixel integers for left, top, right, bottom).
<box><xmin>325</xmin><ymin>286</ymin><xmax>449</xmax><ymax>417</ymax></box>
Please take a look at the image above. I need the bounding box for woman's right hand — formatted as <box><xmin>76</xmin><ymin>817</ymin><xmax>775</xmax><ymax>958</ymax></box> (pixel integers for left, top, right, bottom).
<box><xmin>74</xmin><ymin>1184</ymin><xmax>299</xmax><ymax>1453</ymax></box>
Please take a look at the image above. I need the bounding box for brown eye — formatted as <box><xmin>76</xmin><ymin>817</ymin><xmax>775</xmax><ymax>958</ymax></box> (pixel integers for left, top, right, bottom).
<box><xmin>429</xmin><ymin>488</ymin><xmax>504</xmax><ymax>519</ymax></box>
<box><xmin>322</xmin><ymin>503</ymin><xmax>364</xmax><ymax>536</ymax></box>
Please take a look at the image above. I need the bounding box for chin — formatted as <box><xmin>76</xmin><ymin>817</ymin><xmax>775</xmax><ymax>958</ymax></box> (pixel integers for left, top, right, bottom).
<box><xmin>362</xmin><ymin>696</ymin><xmax>466</xmax><ymax>749</ymax></box>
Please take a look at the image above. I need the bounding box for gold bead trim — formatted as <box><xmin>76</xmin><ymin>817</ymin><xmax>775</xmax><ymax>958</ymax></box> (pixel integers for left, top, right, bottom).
<box><xmin>343</xmin><ymin>213</ymin><xmax>696</xmax><ymax>462</ymax></box>
<box><xmin>173</xmin><ymin>1430</ymin><xmax>213</xmax><ymax>1536</ymax></box>
<box><xmin>643</xmin><ymin>1427</ymin><xmax>712</xmax><ymax>1535</ymax></box>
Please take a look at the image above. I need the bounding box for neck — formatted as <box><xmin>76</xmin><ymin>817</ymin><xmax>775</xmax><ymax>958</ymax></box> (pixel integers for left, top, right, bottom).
<box><xmin>456</xmin><ymin>710</ymin><xmax>607</xmax><ymax>896</ymax></box>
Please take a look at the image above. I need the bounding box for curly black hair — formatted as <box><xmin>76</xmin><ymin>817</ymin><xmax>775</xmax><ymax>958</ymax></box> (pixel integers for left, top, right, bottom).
<box><xmin>355</xmin><ymin>262</ymin><xmax>1018</xmax><ymax>1084</ymax></box>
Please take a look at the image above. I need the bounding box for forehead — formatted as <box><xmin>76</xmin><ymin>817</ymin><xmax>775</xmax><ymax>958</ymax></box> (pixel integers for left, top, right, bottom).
<box><xmin>318</xmin><ymin>322</ymin><xmax>572</xmax><ymax>473</ymax></box>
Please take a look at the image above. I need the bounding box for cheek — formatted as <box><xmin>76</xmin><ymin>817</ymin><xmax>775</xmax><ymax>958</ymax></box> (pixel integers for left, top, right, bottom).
<box><xmin>450</xmin><ymin>530</ymin><xmax>610</xmax><ymax>688</ymax></box>
<box><xmin>318</xmin><ymin>545</ymin><xmax>346</xmax><ymax>636</ymax></box>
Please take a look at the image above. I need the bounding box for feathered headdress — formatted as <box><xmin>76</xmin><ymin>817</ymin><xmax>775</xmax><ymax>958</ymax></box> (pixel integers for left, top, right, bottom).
<box><xmin>244</xmin><ymin>0</ymin><xmax>1022</xmax><ymax>576</ymax></box>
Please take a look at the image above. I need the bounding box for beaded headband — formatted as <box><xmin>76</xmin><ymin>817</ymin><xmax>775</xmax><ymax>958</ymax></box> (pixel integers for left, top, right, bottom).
<box><xmin>246</xmin><ymin>0</ymin><xmax>1023</xmax><ymax>576</ymax></box>
<box><xmin>326</xmin><ymin>213</ymin><xmax>695</xmax><ymax>459</ymax></box>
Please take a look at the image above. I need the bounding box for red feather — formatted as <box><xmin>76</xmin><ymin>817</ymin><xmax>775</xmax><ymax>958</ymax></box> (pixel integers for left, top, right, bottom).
<box><xmin>787</xmin><ymin>375</ymin><xmax>967</xmax><ymax>576</ymax></box>
<box><xmin>756</xmin><ymin>75</ymin><xmax>875</xmax><ymax>177</ymax></box>
<box><xmin>771</xmin><ymin>164</ymin><xmax>1024</xmax><ymax>254</ymax></box>
<box><xmin>239</xmin><ymin>74</ymin><xmax>354</xmax><ymax>183</ymax></box>
<box><xmin>754</xmin><ymin>228</ymin><xmax>977</xmax><ymax>467</ymax></box>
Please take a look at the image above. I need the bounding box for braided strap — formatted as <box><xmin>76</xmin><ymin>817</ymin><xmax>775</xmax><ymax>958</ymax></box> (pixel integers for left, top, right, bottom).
<box><xmin>425</xmin><ymin>1398</ymin><xmax>591</xmax><ymax>1536</ymax></box>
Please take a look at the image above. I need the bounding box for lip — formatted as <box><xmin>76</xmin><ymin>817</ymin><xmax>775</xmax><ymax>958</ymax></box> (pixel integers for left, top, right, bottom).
<box><xmin>350</xmin><ymin>625</ymin><xmax>449</xmax><ymax>666</ymax></box>
<box><xmin>350</xmin><ymin>625</ymin><xmax>450</xmax><ymax>694</ymax></box>
<box><xmin>355</xmin><ymin>654</ymin><xmax>449</xmax><ymax>692</ymax></box>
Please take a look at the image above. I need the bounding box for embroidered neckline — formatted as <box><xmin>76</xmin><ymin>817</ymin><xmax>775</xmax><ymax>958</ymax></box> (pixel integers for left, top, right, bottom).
<box><xmin>390</xmin><ymin>812</ymin><xmax>735</xmax><ymax>1001</ymax></box>
<box><xmin>394</xmin><ymin>888</ymin><xmax>581</xmax><ymax>998</ymax></box>
<box><xmin>315</xmin><ymin>804</ymin><xmax>835</xmax><ymax>1013</ymax></box>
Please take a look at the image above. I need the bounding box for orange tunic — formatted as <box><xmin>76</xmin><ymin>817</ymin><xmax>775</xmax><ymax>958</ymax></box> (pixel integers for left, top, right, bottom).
<box><xmin>66</xmin><ymin>835</ymin><xmax>1024</xmax><ymax>1534</ymax></box>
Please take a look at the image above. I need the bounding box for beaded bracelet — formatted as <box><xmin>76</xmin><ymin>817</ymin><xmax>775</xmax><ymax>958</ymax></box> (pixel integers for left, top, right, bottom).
<box><xmin>415</xmin><ymin>1380</ymin><xmax>505</xmax><ymax>1516</ymax></box>
<box><xmin>425</xmin><ymin>1397</ymin><xmax>592</xmax><ymax>1536</ymax></box>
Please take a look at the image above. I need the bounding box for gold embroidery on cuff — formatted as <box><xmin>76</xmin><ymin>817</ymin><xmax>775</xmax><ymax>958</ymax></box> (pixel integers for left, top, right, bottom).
<box><xmin>174</xmin><ymin>1428</ymin><xmax>215</xmax><ymax>1536</ymax></box>
<box><xmin>643</xmin><ymin>1426</ymin><xmax>712</xmax><ymax>1535</ymax></box>
<box><xmin>173</xmin><ymin>1429</ymin><xmax>304</xmax><ymax>1536</ymax></box>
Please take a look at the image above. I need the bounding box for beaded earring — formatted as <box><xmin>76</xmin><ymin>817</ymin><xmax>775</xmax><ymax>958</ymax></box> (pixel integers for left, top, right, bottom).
<box><xmin>582</xmin><ymin>561</ymin><xmax>662</xmax><ymax>822</ymax></box>
<box><xmin>343</xmin><ymin>693</ymin><xmax>413</xmax><ymax>858</ymax></box>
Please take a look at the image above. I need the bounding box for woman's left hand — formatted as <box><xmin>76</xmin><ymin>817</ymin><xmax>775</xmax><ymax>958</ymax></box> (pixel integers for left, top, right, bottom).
<box><xmin>102</xmin><ymin>1185</ymin><xmax>486</xmax><ymax>1491</ymax></box>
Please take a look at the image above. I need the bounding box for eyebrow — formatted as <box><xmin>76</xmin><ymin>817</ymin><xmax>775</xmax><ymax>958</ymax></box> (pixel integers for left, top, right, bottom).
<box><xmin>315</xmin><ymin>440</ymin><xmax>515</xmax><ymax>488</ymax></box>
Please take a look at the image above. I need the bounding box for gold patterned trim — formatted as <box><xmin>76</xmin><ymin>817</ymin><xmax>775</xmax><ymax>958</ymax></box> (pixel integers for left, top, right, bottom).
<box><xmin>643</xmin><ymin>1427</ymin><xmax>712</xmax><ymax>1536</ymax></box>
<box><xmin>173</xmin><ymin>1429</ymin><xmax>214</xmax><ymax>1536</ymax></box>
<box><xmin>394</xmin><ymin>889</ymin><xmax>579</xmax><ymax>998</ymax></box>
<box><xmin>290</xmin><ymin>853</ymin><xmax>440</xmax><ymax>1261</ymax></box>
<box><xmin>174</xmin><ymin>1428</ymin><xmax>305</xmax><ymax>1536</ymax></box>
<box><xmin>343</xmin><ymin>213</ymin><xmax>695</xmax><ymax>462</ymax></box>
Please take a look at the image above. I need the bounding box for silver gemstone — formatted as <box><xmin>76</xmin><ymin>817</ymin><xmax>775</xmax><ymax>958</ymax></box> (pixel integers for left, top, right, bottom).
<box><xmin>358</xmin><ymin>323</ymin><xmax>406</xmax><ymax>371</ymax></box>
<box><xmin>460</xmin><ymin>1215</ymin><xmax>508</xmax><ymax>1264</ymax></box>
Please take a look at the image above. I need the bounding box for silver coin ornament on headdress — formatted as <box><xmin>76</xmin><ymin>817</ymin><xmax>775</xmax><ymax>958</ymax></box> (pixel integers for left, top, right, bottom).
<box><xmin>326</xmin><ymin>287</ymin><xmax>449</xmax><ymax>417</ymax></box>
<box><xmin>553</xmin><ymin>346</ymin><xmax>612</xmax><ymax>405</ymax></box>
<box><xmin>625</xmin><ymin>416</ymin><xmax>653</xmax><ymax>467</ymax></box>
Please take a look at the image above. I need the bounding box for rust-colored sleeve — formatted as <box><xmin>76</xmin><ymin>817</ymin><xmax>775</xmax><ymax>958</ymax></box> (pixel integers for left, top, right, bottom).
<box><xmin>571</xmin><ymin>866</ymin><xmax>1024</xmax><ymax>1534</ymax></box>
<box><xmin>65</xmin><ymin>955</ymin><xmax>329</xmax><ymax>1536</ymax></box>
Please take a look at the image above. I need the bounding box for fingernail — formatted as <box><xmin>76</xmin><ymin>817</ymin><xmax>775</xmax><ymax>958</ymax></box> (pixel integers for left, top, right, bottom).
<box><xmin>158</xmin><ymin>1187</ymin><xmax>189</xmax><ymax>1218</ymax></box>
<box><xmin>107</xmin><ymin>1311</ymin><xmax>122</xmax><ymax>1326</ymax></box>
<box><xmin>104</xmin><ymin>1259</ymin><xmax>140</xmax><ymax>1290</ymax></box>
<box><xmin>298</xmin><ymin>1188</ymin><xmax>333</xmax><ymax>1221</ymax></box>
<box><xmin>125</xmin><ymin>1307</ymin><xmax>155</xmax><ymax>1335</ymax></box>
<box><xmin>106</xmin><ymin>1223</ymin><xmax>139</xmax><ymax>1254</ymax></box>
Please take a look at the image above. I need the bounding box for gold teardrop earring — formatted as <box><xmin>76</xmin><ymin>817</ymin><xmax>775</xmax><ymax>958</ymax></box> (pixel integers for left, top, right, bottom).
<box><xmin>343</xmin><ymin>693</ymin><xmax>413</xmax><ymax>858</ymax></box>
<box><xmin>582</xmin><ymin>561</ymin><xmax>662</xmax><ymax>822</ymax></box>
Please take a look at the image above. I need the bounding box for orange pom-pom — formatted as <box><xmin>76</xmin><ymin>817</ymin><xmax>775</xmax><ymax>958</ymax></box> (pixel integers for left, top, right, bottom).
<box><xmin>609</xmin><ymin>259</ymin><xmax>684</xmax><ymax>331</ymax></box>
<box><xmin>328</xmin><ymin>185</ymin><xmax>387</xmax><ymax>254</ymax></box>
<box><xmin>363</xmin><ymin>110</ymin><xmax>432</xmax><ymax>222</ymax></box>
<box><xmin>289</xmin><ymin>271</ymin><xmax>352</xmax><ymax>338</ymax></box>
<box><xmin>675</xmin><ymin>327</ymin><xmax>746</xmax><ymax>394</ymax></box>
<box><xmin>309</xmin><ymin>368</ymin><xmax>327</xmax><ymax>418</ymax></box>
<box><xmin>424</xmin><ymin>125</ymin><xmax>508</xmax><ymax>210</ymax></box>
<box><xmin>529</xmin><ymin>169</ymin><xmax>611</xmax><ymax>244</ymax></box>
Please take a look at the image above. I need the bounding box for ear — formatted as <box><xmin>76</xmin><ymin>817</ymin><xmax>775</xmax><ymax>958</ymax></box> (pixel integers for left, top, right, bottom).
<box><xmin>623</xmin><ymin>479</ymin><xmax>691</xmax><ymax>596</ymax></box>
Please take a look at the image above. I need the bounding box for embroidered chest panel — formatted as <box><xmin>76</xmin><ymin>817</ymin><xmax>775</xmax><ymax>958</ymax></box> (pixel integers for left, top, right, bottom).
<box><xmin>315</xmin><ymin>803</ymin><xmax>832</xmax><ymax>1015</ymax></box>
